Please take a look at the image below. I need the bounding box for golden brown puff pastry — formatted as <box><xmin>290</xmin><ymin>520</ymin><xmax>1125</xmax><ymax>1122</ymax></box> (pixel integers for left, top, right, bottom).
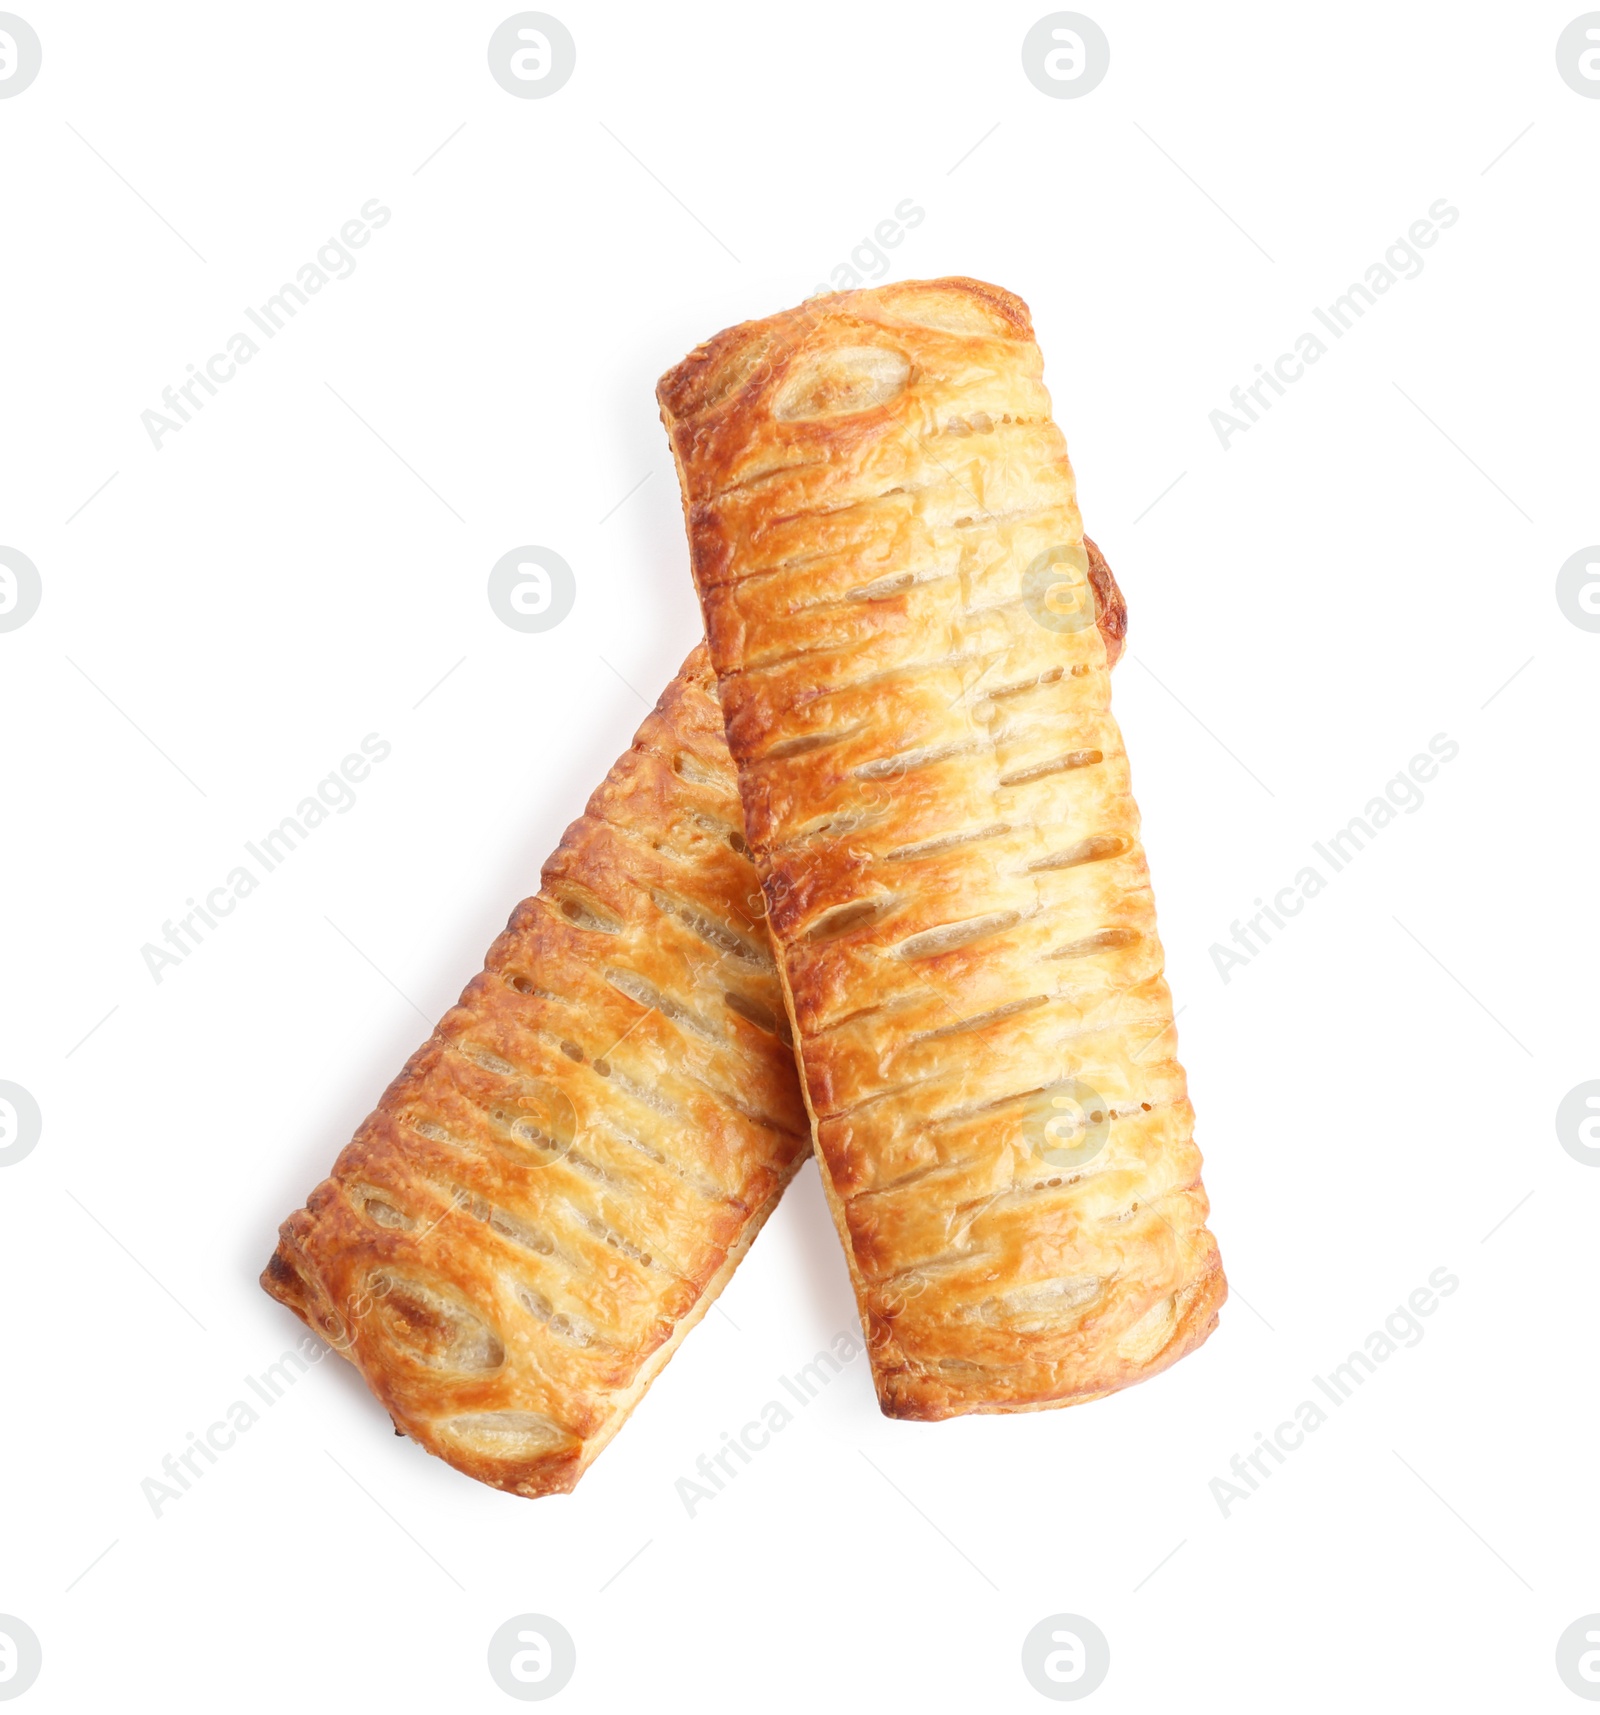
<box><xmin>264</xmin><ymin>569</ymin><xmax>1130</xmax><ymax>1494</ymax></box>
<box><xmin>262</xmin><ymin>649</ymin><xmax>811</xmax><ymax>1497</ymax></box>
<box><xmin>658</xmin><ymin>278</ymin><xmax>1225</xmax><ymax>1422</ymax></box>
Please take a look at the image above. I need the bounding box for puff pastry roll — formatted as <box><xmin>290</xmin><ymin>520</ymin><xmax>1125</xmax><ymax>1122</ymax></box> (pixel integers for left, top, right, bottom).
<box><xmin>659</xmin><ymin>278</ymin><xmax>1225</xmax><ymax>1420</ymax></box>
<box><xmin>263</xmin><ymin>649</ymin><xmax>810</xmax><ymax>1496</ymax></box>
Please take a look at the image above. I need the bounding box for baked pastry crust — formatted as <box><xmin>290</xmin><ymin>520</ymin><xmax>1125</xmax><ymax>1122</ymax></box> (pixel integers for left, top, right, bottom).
<box><xmin>262</xmin><ymin>557</ymin><xmax>1130</xmax><ymax>1489</ymax></box>
<box><xmin>262</xmin><ymin>649</ymin><xmax>809</xmax><ymax>1496</ymax></box>
<box><xmin>659</xmin><ymin>278</ymin><xmax>1224</xmax><ymax>1421</ymax></box>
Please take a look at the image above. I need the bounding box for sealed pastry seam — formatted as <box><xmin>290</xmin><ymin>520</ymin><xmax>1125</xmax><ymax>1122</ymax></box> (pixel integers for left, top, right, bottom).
<box><xmin>659</xmin><ymin>276</ymin><xmax>1226</xmax><ymax>1420</ymax></box>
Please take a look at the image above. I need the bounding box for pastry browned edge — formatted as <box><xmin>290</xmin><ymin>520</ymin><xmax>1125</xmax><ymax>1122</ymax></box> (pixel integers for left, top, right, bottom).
<box><xmin>658</xmin><ymin>276</ymin><xmax>1224</xmax><ymax>1422</ymax></box>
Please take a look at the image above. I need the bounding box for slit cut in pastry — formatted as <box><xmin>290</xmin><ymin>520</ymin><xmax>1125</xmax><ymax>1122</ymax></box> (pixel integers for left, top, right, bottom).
<box><xmin>658</xmin><ymin>276</ymin><xmax>1225</xmax><ymax>1422</ymax></box>
<box><xmin>262</xmin><ymin>650</ymin><xmax>810</xmax><ymax>1498</ymax></box>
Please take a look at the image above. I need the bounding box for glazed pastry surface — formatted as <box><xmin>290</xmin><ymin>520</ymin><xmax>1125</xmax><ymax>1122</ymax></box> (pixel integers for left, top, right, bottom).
<box><xmin>263</xmin><ymin>650</ymin><xmax>809</xmax><ymax>1495</ymax></box>
<box><xmin>659</xmin><ymin>278</ymin><xmax>1225</xmax><ymax>1419</ymax></box>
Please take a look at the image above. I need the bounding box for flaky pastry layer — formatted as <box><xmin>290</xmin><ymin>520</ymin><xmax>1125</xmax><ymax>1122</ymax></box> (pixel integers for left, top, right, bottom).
<box><xmin>659</xmin><ymin>277</ymin><xmax>1225</xmax><ymax>1420</ymax></box>
<box><xmin>263</xmin><ymin>650</ymin><xmax>809</xmax><ymax>1496</ymax></box>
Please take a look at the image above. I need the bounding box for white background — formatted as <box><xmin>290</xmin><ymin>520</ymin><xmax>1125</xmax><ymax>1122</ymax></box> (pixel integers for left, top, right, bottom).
<box><xmin>2</xmin><ymin>2</ymin><xmax>1597</xmax><ymax>1709</ymax></box>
